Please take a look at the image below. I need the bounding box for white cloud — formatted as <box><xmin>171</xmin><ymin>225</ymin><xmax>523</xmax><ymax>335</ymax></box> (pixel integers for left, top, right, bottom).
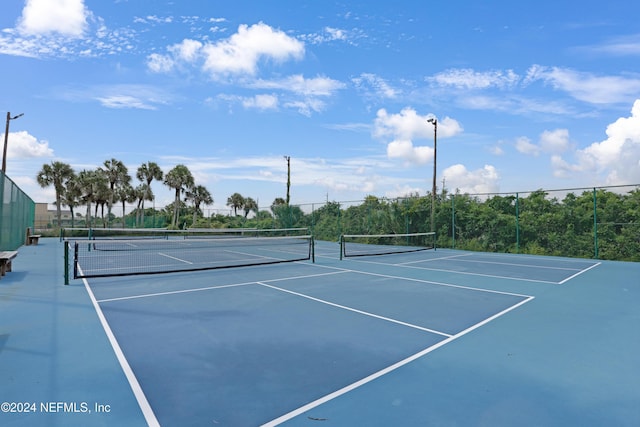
<box><xmin>283</xmin><ymin>98</ymin><xmax>326</xmax><ymax>117</ymax></box>
<box><xmin>324</xmin><ymin>27</ymin><xmax>347</xmax><ymax>41</ymax></box>
<box><xmin>443</xmin><ymin>164</ymin><xmax>500</xmax><ymax>194</ymax></box>
<box><xmin>147</xmin><ymin>39</ymin><xmax>204</xmax><ymax>73</ymax></box>
<box><xmin>516</xmin><ymin>129</ymin><xmax>571</xmax><ymax>157</ymax></box>
<box><xmin>147</xmin><ymin>53</ymin><xmax>175</xmax><ymax>73</ymax></box>
<box><xmin>539</xmin><ymin>128</ymin><xmax>570</xmax><ymax>153</ymax></box>
<box><xmin>1</xmin><ymin>1</ymin><xmax>138</xmax><ymax>58</ymax></box>
<box><xmin>386</xmin><ymin>139</ymin><xmax>433</xmax><ymax>164</ymax></box>
<box><xmin>352</xmin><ymin>73</ymin><xmax>399</xmax><ymax>99</ymax></box>
<box><xmin>373</xmin><ymin>107</ymin><xmax>463</xmax><ymax>164</ymax></box>
<box><xmin>553</xmin><ymin>99</ymin><xmax>640</xmax><ymax>184</ymax></box>
<box><xmin>18</xmin><ymin>0</ymin><xmax>89</xmax><ymax>37</ymax></box>
<box><xmin>170</xmin><ymin>39</ymin><xmax>203</xmax><ymax>62</ymax></box>
<box><xmin>4</xmin><ymin>131</ymin><xmax>54</xmax><ymax>158</ymax></box>
<box><xmin>201</xmin><ymin>22</ymin><xmax>304</xmax><ymax>77</ymax></box>
<box><xmin>246</xmin><ymin>75</ymin><xmax>344</xmax><ymax>115</ymax></box>
<box><xmin>96</xmin><ymin>95</ymin><xmax>158</xmax><ymax>110</ymax></box>
<box><xmin>515</xmin><ymin>137</ymin><xmax>540</xmax><ymax>156</ymax></box>
<box><xmin>576</xmin><ymin>34</ymin><xmax>640</xmax><ymax>56</ymax></box>
<box><xmin>525</xmin><ymin>65</ymin><xmax>640</xmax><ymax>104</ymax></box>
<box><xmin>302</xmin><ymin>26</ymin><xmax>360</xmax><ymax>45</ymax></box>
<box><xmin>430</xmin><ymin>68</ymin><xmax>520</xmax><ymax>89</ymax></box>
<box><xmin>148</xmin><ymin>23</ymin><xmax>305</xmax><ymax>78</ymax></box>
<box><xmin>242</xmin><ymin>94</ymin><xmax>278</xmax><ymax>110</ymax></box>
<box><xmin>252</xmin><ymin>75</ymin><xmax>345</xmax><ymax>97</ymax></box>
<box><xmin>61</xmin><ymin>84</ymin><xmax>173</xmax><ymax>110</ymax></box>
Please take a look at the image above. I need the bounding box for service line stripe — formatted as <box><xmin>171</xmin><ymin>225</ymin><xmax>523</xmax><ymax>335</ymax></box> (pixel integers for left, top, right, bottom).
<box><xmin>398</xmin><ymin>253</ymin><xmax>475</xmax><ymax>265</ymax></box>
<box><xmin>158</xmin><ymin>252</ymin><xmax>193</xmax><ymax>264</ymax></box>
<box><xmin>97</xmin><ymin>269</ymin><xmax>350</xmax><ymax>303</ymax></box>
<box><xmin>258</xmin><ymin>282</ymin><xmax>452</xmax><ymax>338</ymax></box>
<box><xmin>558</xmin><ymin>262</ymin><xmax>601</xmax><ymax>284</ymax></box>
<box><xmin>262</xmin><ymin>294</ymin><xmax>535</xmax><ymax>426</ymax></box>
<box><xmin>82</xmin><ymin>271</ymin><xmax>160</xmax><ymax>427</ymax></box>
<box><xmin>437</xmin><ymin>258</ymin><xmax>584</xmax><ymax>272</ymax></box>
<box><xmin>395</xmin><ymin>262</ymin><xmax>561</xmax><ymax>285</ymax></box>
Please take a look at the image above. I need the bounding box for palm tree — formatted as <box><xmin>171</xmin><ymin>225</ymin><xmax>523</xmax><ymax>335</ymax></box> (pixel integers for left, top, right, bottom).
<box><xmin>136</xmin><ymin>162</ymin><xmax>163</xmax><ymax>227</ymax></box>
<box><xmin>226</xmin><ymin>193</ymin><xmax>245</xmax><ymax>216</ymax></box>
<box><xmin>163</xmin><ymin>164</ymin><xmax>194</xmax><ymax>228</ymax></box>
<box><xmin>60</xmin><ymin>174</ymin><xmax>82</xmax><ymax>228</ymax></box>
<box><xmin>36</xmin><ymin>161</ymin><xmax>75</xmax><ymax>228</ymax></box>
<box><xmin>113</xmin><ymin>181</ymin><xmax>135</xmax><ymax>228</ymax></box>
<box><xmin>100</xmin><ymin>158</ymin><xmax>130</xmax><ymax>227</ymax></box>
<box><xmin>185</xmin><ymin>185</ymin><xmax>213</xmax><ymax>227</ymax></box>
<box><xmin>134</xmin><ymin>184</ymin><xmax>153</xmax><ymax>227</ymax></box>
<box><xmin>77</xmin><ymin>169</ymin><xmax>109</xmax><ymax>228</ymax></box>
<box><xmin>243</xmin><ymin>197</ymin><xmax>258</xmax><ymax>218</ymax></box>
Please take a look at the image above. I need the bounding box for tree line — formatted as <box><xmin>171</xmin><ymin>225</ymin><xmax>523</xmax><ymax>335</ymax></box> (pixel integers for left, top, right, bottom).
<box><xmin>36</xmin><ymin>160</ymin><xmax>288</xmax><ymax>229</ymax></box>
<box><xmin>36</xmin><ymin>160</ymin><xmax>639</xmax><ymax>261</ymax></box>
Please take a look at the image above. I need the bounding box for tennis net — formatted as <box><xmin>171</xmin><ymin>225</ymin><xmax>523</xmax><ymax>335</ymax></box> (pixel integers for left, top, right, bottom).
<box><xmin>183</xmin><ymin>227</ymin><xmax>308</xmax><ymax>238</ymax></box>
<box><xmin>61</xmin><ymin>227</ymin><xmax>310</xmax><ymax>241</ymax></box>
<box><xmin>340</xmin><ymin>232</ymin><xmax>436</xmax><ymax>258</ymax></box>
<box><xmin>61</xmin><ymin>227</ymin><xmax>173</xmax><ymax>240</ymax></box>
<box><xmin>71</xmin><ymin>234</ymin><xmax>314</xmax><ymax>279</ymax></box>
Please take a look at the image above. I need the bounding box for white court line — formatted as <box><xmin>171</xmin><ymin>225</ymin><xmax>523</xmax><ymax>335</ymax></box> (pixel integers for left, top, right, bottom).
<box><xmin>81</xmin><ymin>269</ymin><xmax>160</xmax><ymax>427</ymax></box>
<box><xmin>96</xmin><ymin>269</ymin><xmax>350</xmax><ymax>303</ymax></box>
<box><xmin>559</xmin><ymin>262</ymin><xmax>601</xmax><ymax>284</ymax></box>
<box><xmin>258</xmin><ymin>282</ymin><xmax>452</xmax><ymax>338</ymax></box>
<box><xmin>429</xmin><ymin>257</ymin><xmax>585</xmax><ymax>272</ymax></box>
<box><xmin>158</xmin><ymin>252</ymin><xmax>193</xmax><ymax>264</ymax></box>
<box><xmin>345</xmin><ymin>256</ymin><xmax>562</xmax><ymax>284</ymax></box>
<box><xmin>398</xmin><ymin>252</ymin><xmax>474</xmax><ymax>265</ymax></box>
<box><xmin>276</xmin><ymin>260</ymin><xmax>534</xmax><ymax>298</ymax></box>
<box><xmin>97</xmin><ymin>282</ymin><xmax>257</xmax><ymax>303</ymax></box>
<box><xmin>262</xmin><ymin>293</ymin><xmax>535</xmax><ymax>426</ymax></box>
<box><xmin>338</xmin><ymin>267</ymin><xmax>533</xmax><ymax>298</ymax></box>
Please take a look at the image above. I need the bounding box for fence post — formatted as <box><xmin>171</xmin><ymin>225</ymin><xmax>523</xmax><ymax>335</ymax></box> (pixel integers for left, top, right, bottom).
<box><xmin>451</xmin><ymin>194</ymin><xmax>456</xmax><ymax>249</ymax></box>
<box><xmin>515</xmin><ymin>193</ymin><xmax>520</xmax><ymax>253</ymax></box>
<box><xmin>593</xmin><ymin>188</ymin><xmax>599</xmax><ymax>259</ymax></box>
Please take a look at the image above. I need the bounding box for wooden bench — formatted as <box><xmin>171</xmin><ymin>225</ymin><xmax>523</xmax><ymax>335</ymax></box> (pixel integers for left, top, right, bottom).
<box><xmin>27</xmin><ymin>234</ymin><xmax>41</xmax><ymax>245</ymax></box>
<box><xmin>0</xmin><ymin>251</ymin><xmax>18</xmax><ymax>278</ymax></box>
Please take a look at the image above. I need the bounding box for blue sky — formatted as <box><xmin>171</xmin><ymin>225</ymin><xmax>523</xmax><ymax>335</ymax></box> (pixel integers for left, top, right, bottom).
<box><xmin>2</xmin><ymin>0</ymin><xmax>640</xmax><ymax>213</ymax></box>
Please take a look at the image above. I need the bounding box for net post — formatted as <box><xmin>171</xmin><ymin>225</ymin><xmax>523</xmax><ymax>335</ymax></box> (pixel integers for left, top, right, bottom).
<box><xmin>74</xmin><ymin>242</ymin><xmax>79</xmax><ymax>279</ymax></box>
<box><xmin>311</xmin><ymin>236</ymin><xmax>315</xmax><ymax>263</ymax></box>
<box><xmin>339</xmin><ymin>234</ymin><xmax>343</xmax><ymax>260</ymax></box>
<box><xmin>64</xmin><ymin>240</ymin><xmax>69</xmax><ymax>285</ymax></box>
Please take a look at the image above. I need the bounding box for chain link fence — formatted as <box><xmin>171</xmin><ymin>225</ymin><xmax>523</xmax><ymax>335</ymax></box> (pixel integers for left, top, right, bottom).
<box><xmin>40</xmin><ymin>184</ymin><xmax>640</xmax><ymax>261</ymax></box>
<box><xmin>1</xmin><ymin>171</ymin><xmax>35</xmax><ymax>250</ymax></box>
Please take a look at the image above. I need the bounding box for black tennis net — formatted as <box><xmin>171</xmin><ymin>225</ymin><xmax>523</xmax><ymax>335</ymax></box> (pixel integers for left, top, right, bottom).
<box><xmin>340</xmin><ymin>232</ymin><xmax>436</xmax><ymax>258</ymax></box>
<box><xmin>72</xmin><ymin>234</ymin><xmax>314</xmax><ymax>279</ymax></box>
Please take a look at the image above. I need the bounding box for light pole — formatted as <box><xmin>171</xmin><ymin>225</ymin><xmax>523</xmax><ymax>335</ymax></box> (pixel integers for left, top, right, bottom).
<box><xmin>427</xmin><ymin>117</ymin><xmax>437</xmax><ymax>232</ymax></box>
<box><xmin>284</xmin><ymin>155</ymin><xmax>291</xmax><ymax>206</ymax></box>
<box><xmin>3</xmin><ymin>112</ymin><xmax>24</xmax><ymax>174</ymax></box>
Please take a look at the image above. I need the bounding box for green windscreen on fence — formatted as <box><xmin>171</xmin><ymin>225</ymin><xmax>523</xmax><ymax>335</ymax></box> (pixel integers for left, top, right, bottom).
<box><xmin>1</xmin><ymin>171</ymin><xmax>35</xmax><ymax>250</ymax></box>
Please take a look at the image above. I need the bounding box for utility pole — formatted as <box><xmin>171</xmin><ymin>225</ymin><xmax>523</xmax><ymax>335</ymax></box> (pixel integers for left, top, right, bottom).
<box><xmin>3</xmin><ymin>112</ymin><xmax>24</xmax><ymax>174</ymax></box>
<box><xmin>284</xmin><ymin>155</ymin><xmax>291</xmax><ymax>205</ymax></box>
<box><xmin>427</xmin><ymin>118</ymin><xmax>437</xmax><ymax>232</ymax></box>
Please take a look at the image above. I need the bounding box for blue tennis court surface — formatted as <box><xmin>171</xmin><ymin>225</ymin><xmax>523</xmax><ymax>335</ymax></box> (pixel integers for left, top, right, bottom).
<box><xmin>1</xmin><ymin>238</ymin><xmax>639</xmax><ymax>426</ymax></box>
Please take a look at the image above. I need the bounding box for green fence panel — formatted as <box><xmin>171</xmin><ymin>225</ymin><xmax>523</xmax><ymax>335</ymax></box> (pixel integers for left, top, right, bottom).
<box><xmin>0</xmin><ymin>171</ymin><xmax>35</xmax><ymax>250</ymax></box>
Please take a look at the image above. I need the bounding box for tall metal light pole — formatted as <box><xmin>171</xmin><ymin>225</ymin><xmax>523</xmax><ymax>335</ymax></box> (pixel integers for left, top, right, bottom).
<box><xmin>427</xmin><ymin>117</ymin><xmax>437</xmax><ymax>232</ymax></box>
<box><xmin>284</xmin><ymin>155</ymin><xmax>291</xmax><ymax>205</ymax></box>
<box><xmin>3</xmin><ymin>112</ymin><xmax>24</xmax><ymax>174</ymax></box>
